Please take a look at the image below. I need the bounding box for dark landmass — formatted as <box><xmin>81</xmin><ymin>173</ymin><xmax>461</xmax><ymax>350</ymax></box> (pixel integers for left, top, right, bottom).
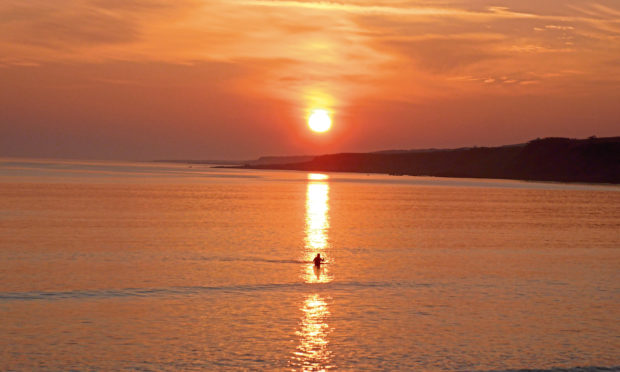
<box><xmin>152</xmin><ymin>155</ymin><xmax>314</xmax><ymax>166</ymax></box>
<box><xmin>246</xmin><ymin>155</ymin><xmax>315</xmax><ymax>166</ymax></box>
<box><xmin>371</xmin><ymin>142</ymin><xmax>526</xmax><ymax>155</ymax></box>
<box><xmin>152</xmin><ymin>159</ymin><xmax>244</xmax><ymax>165</ymax></box>
<box><xmin>223</xmin><ymin>136</ymin><xmax>620</xmax><ymax>184</ymax></box>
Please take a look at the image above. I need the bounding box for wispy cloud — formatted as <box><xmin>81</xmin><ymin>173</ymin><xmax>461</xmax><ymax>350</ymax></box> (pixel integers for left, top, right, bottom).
<box><xmin>237</xmin><ymin>0</ymin><xmax>466</xmax><ymax>16</ymax></box>
<box><xmin>0</xmin><ymin>0</ymin><xmax>618</xmax><ymax>98</ymax></box>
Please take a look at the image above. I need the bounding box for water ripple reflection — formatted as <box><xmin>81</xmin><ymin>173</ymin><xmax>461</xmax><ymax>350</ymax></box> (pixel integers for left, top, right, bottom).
<box><xmin>303</xmin><ymin>173</ymin><xmax>332</xmax><ymax>284</ymax></box>
<box><xmin>292</xmin><ymin>173</ymin><xmax>334</xmax><ymax>370</ymax></box>
<box><xmin>291</xmin><ymin>294</ymin><xmax>333</xmax><ymax>371</ymax></box>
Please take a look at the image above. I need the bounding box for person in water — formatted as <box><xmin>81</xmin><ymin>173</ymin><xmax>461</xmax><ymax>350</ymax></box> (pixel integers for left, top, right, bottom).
<box><xmin>313</xmin><ymin>253</ymin><xmax>324</xmax><ymax>267</ymax></box>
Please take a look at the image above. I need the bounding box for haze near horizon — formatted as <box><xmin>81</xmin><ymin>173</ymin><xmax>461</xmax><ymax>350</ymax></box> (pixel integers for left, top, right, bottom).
<box><xmin>1</xmin><ymin>0</ymin><xmax>619</xmax><ymax>160</ymax></box>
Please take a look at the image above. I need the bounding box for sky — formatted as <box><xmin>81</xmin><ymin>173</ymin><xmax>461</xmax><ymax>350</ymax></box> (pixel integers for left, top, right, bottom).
<box><xmin>1</xmin><ymin>0</ymin><xmax>619</xmax><ymax>160</ymax></box>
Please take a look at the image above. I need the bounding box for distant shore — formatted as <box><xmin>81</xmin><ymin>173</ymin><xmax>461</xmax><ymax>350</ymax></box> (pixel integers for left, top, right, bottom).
<box><xmin>217</xmin><ymin>136</ymin><xmax>620</xmax><ymax>184</ymax></box>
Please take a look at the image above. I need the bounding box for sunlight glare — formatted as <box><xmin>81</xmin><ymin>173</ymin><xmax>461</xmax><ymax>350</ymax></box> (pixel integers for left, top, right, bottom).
<box><xmin>308</xmin><ymin>109</ymin><xmax>332</xmax><ymax>133</ymax></box>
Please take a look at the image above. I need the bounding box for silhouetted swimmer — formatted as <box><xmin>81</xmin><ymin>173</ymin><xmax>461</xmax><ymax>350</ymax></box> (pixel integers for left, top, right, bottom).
<box><xmin>313</xmin><ymin>253</ymin><xmax>324</xmax><ymax>268</ymax></box>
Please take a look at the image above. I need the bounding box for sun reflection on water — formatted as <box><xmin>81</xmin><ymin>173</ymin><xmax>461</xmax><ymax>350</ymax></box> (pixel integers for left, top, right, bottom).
<box><xmin>291</xmin><ymin>294</ymin><xmax>333</xmax><ymax>371</ymax></box>
<box><xmin>291</xmin><ymin>173</ymin><xmax>334</xmax><ymax>370</ymax></box>
<box><xmin>303</xmin><ymin>173</ymin><xmax>332</xmax><ymax>284</ymax></box>
<box><xmin>307</xmin><ymin>173</ymin><xmax>329</xmax><ymax>181</ymax></box>
<box><xmin>305</xmin><ymin>182</ymin><xmax>329</xmax><ymax>251</ymax></box>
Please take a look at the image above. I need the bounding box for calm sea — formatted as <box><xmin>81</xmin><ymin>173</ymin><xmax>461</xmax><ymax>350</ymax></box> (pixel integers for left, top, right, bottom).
<box><xmin>1</xmin><ymin>158</ymin><xmax>618</xmax><ymax>371</ymax></box>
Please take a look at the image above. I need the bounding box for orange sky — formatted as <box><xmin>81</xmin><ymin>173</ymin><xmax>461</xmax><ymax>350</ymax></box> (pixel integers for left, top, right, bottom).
<box><xmin>1</xmin><ymin>0</ymin><xmax>619</xmax><ymax>160</ymax></box>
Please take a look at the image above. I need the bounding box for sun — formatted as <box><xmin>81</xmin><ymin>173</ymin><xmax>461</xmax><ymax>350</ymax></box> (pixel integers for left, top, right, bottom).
<box><xmin>308</xmin><ymin>109</ymin><xmax>332</xmax><ymax>133</ymax></box>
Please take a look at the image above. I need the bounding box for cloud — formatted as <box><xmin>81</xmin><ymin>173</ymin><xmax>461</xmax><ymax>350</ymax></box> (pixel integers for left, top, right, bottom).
<box><xmin>237</xmin><ymin>0</ymin><xmax>469</xmax><ymax>16</ymax></box>
<box><xmin>0</xmin><ymin>0</ymin><xmax>618</xmax><ymax>114</ymax></box>
<box><xmin>1</xmin><ymin>1</ymin><xmax>135</xmax><ymax>48</ymax></box>
<box><xmin>0</xmin><ymin>0</ymin><xmax>200</xmax><ymax>56</ymax></box>
<box><xmin>374</xmin><ymin>36</ymin><xmax>505</xmax><ymax>73</ymax></box>
<box><xmin>544</xmin><ymin>25</ymin><xmax>576</xmax><ymax>30</ymax></box>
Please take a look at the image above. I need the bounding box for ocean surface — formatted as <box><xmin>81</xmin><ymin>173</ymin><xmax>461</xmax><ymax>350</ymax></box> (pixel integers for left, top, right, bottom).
<box><xmin>1</xmin><ymin>158</ymin><xmax>619</xmax><ymax>371</ymax></box>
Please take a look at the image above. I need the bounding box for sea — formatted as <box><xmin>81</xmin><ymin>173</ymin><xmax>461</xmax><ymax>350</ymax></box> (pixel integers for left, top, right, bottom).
<box><xmin>0</xmin><ymin>158</ymin><xmax>618</xmax><ymax>371</ymax></box>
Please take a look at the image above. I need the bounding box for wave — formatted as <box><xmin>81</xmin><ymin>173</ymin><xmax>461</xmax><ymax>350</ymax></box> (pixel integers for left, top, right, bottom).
<box><xmin>193</xmin><ymin>256</ymin><xmax>312</xmax><ymax>264</ymax></box>
<box><xmin>0</xmin><ymin>280</ymin><xmax>433</xmax><ymax>302</ymax></box>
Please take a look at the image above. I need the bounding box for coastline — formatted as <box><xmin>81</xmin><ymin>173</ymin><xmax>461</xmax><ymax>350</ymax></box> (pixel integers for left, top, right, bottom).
<box><xmin>216</xmin><ymin>136</ymin><xmax>620</xmax><ymax>184</ymax></box>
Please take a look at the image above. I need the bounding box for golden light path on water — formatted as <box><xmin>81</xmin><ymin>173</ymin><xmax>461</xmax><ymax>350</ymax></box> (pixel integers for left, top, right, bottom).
<box><xmin>291</xmin><ymin>173</ymin><xmax>333</xmax><ymax>371</ymax></box>
<box><xmin>303</xmin><ymin>173</ymin><xmax>331</xmax><ymax>284</ymax></box>
<box><xmin>292</xmin><ymin>294</ymin><xmax>333</xmax><ymax>371</ymax></box>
